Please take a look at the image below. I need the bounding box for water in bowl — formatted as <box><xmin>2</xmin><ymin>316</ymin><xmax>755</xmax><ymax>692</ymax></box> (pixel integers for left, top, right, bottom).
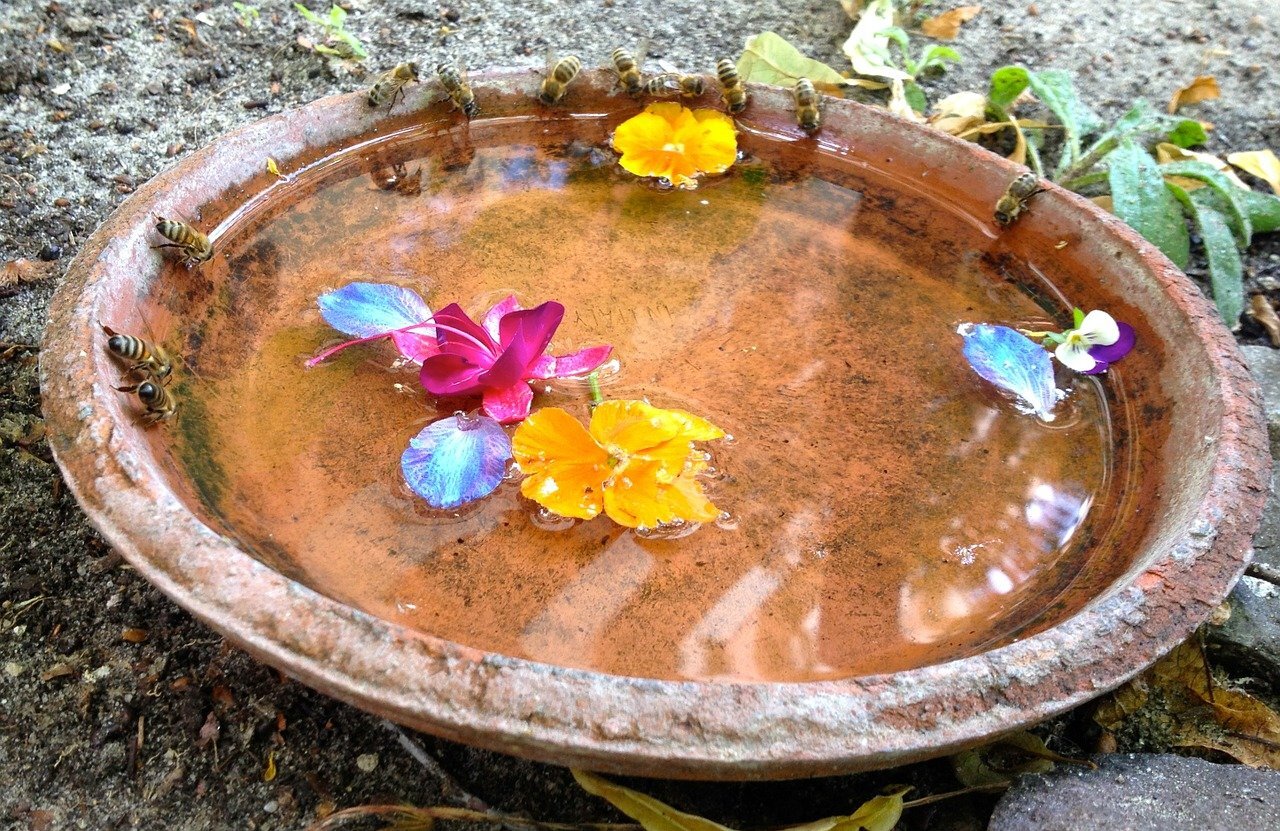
<box><xmin>169</xmin><ymin>123</ymin><xmax>1136</xmax><ymax>683</ymax></box>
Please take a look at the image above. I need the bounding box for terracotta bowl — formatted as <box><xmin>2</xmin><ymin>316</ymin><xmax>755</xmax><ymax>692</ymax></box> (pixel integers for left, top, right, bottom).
<box><xmin>41</xmin><ymin>69</ymin><xmax>1269</xmax><ymax>779</ymax></box>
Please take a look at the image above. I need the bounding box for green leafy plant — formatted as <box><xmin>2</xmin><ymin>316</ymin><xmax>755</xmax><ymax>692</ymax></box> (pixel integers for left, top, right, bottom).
<box><xmin>294</xmin><ymin>2</ymin><xmax>368</xmax><ymax>60</ymax></box>
<box><xmin>878</xmin><ymin>26</ymin><xmax>960</xmax><ymax>111</ymax></box>
<box><xmin>970</xmin><ymin>64</ymin><xmax>1280</xmax><ymax>328</ymax></box>
<box><xmin>231</xmin><ymin>2</ymin><xmax>259</xmax><ymax>28</ymax></box>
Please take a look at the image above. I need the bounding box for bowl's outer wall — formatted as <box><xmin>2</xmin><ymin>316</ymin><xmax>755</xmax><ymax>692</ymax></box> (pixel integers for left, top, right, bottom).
<box><xmin>41</xmin><ymin>70</ymin><xmax>1270</xmax><ymax>779</ymax></box>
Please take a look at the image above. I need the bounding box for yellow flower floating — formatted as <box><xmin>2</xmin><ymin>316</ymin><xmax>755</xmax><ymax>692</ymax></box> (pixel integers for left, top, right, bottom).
<box><xmin>512</xmin><ymin>400</ymin><xmax>724</xmax><ymax>529</ymax></box>
<box><xmin>611</xmin><ymin>102</ymin><xmax>737</xmax><ymax>188</ymax></box>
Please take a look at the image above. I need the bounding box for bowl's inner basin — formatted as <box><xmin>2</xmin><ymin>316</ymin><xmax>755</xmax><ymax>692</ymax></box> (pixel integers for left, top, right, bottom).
<box><xmin>155</xmin><ymin>117</ymin><xmax>1141</xmax><ymax>683</ymax></box>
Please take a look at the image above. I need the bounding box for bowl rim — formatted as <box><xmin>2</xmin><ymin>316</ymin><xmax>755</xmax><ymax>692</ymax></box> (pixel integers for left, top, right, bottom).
<box><xmin>41</xmin><ymin>68</ymin><xmax>1271</xmax><ymax>780</ymax></box>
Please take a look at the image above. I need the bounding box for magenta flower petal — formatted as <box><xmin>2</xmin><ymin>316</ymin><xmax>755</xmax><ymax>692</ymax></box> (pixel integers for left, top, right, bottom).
<box><xmin>481</xmin><ymin>295</ymin><xmax>523</xmax><ymax>342</ymax></box>
<box><xmin>482</xmin><ymin>382</ymin><xmax>535</xmax><ymax>424</ymax></box>
<box><xmin>528</xmin><ymin>344</ymin><xmax>614</xmax><ymax>380</ymax></box>
<box><xmin>486</xmin><ymin>302</ymin><xmax>565</xmax><ymax>388</ymax></box>
<box><xmin>420</xmin><ymin>353</ymin><xmax>489</xmax><ymax>396</ymax></box>
<box><xmin>431</xmin><ymin>303</ymin><xmax>498</xmax><ymax>368</ymax></box>
<box><xmin>391</xmin><ymin>331</ymin><xmax>440</xmax><ymax>364</ymax></box>
<box><xmin>1086</xmin><ymin>322</ymin><xmax>1136</xmax><ymax>367</ymax></box>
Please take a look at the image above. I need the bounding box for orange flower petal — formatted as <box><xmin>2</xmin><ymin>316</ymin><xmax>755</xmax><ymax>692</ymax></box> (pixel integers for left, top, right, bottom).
<box><xmin>513</xmin><ymin>407</ymin><xmax>610</xmax><ymax>520</ymax></box>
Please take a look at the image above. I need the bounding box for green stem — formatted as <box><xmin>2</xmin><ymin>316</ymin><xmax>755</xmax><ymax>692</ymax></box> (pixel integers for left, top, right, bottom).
<box><xmin>587</xmin><ymin>371</ymin><xmax>604</xmax><ymax>408</ymax></box>
<box><xmin>1057</xmin><ymin>136</ymin><xmax>1119</xmax><ymax>185</ymax></box>
<box><xmin>1059</xmin><ymin>170</ymin><xmax>1108</xmax><ymax>192</ymax></box>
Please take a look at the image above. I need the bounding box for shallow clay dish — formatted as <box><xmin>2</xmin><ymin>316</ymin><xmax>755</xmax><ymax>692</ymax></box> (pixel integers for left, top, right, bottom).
<box><xmin>42</xmin><ymin>70</ymin><xmax>1269</xmax><ymax>779</ymax></box>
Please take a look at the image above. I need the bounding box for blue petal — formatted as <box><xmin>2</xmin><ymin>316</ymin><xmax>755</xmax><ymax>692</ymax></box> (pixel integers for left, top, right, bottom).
<box><xmin>960</xmin><ymin>324</ymin><xmax>1062</xmax><ymax>421</ymax></box>
<box><xmin>318</xmin><ymin>282</ymin><xmax>432</xmax><ymax>339</ymax></box>
<box><xmin>401</xmin><ymin>413</ymin><xmax>512</xmax><ymax>509</ymax></box>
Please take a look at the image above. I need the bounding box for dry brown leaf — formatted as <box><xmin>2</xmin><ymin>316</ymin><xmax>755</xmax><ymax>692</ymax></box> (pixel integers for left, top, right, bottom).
<box><xmin>1250</xmin><ymin>295</ymin><xmax>1280</xmax><ymax>347</ymax></box>
<box><xmin>920</xmin><ymin>5</ymin><xmax>983</xmax><ymax>40</ymax></box>
<box><xmin>1168</xmin><ymin>75</ymin><xmax>1221</xmax><ymax>113</ymax></box>
<box><xmin>839</xmin><ymin>0</ymin><xmax>866</xmax><ymax>19</ymax></box>
<box><xmin>263</xmin><ymin>750</ymin><xmax>277</xmax><ymax>782</ymax></box>
<box><xmin>1</xmin><ymin>258</ymin><xmax>58</xmax><ymax>289</ymax></box>
<box><xmin>1227</xmin><ymin>149</ymin><xmax>1280</xmax><ymax>194</ymax></box>
<box><xmin>929</xmin><ymin>90</ymin><xmax>987</xmax><ymax>135</ymax></box>
<box><xmin>1155</xmin><ymin>143</ymin><xmax>1250</xmax><ymax>189</ymax></box>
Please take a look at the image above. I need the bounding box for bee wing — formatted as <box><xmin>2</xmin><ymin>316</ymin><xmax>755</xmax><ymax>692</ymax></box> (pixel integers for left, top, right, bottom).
<box><xmin>544</xmin><ymin>44</ymin><xmax>556</xmax><ymax>73</ymax></box>
<box><xmin>634</xmin><ymin>35</ymin><xmax>651</xmax><ymax>67</ymax></box>
<box><xmin>656</xmin><ymin>58</ymin><xmax>680</xmax><ymax>75</ymax></box>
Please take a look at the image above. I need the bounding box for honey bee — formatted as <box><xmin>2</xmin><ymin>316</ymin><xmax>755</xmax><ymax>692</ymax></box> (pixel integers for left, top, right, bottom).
<box><xmin>644</xmin><ymin>73</ymin><xmax>705</xmax><ymax>97</ymax></box>
<box><xmin>538</xmin><ymin>53</ymin><xmax>582</xmax><ymax>105</ymax></box>
<box><xmin>610</xmin><ymin>41</ymin><xmax>648</xmax><ymax>95</ymax></box>
<box><xmin>153</xmin><ymin>217</ymin><xmax>213</xmax><ymax>265</ymax></box>
<box><xmin>369</xmin><ymin>161</ymin><xmax>422</xmax><ymax>195</ymax></box>
<box><xmin>436</xmin><ymin>62</ymin><xmax>478</xmax><ymax>118</ymax></box>
<box><xmin>994</xmin><ymin>173</ymin><xmax>1045</xmax><ymax>226</ymax></box>
<box><xmin>367</xmin><ymin>62</ymin><xmax>420</xmax><ymax>110</ymax></box>
<box><xmin>101</xmin><ymin>324</ymin><xmax>173</xmax><ymax>383</ymax></box>
<box><xmin>115</xmin><ymin>378</ymin><xmax>178</xmax><ymax>423</ymax></box>
<box><xmin>716</xmin><ymin>58</ymin><xmax>747</xmax><ymax>113</ymax></box>
<box><xmin>793</xmin><ymin>78</ymin><xmax>821</xmax><ymax>133</ymax></box>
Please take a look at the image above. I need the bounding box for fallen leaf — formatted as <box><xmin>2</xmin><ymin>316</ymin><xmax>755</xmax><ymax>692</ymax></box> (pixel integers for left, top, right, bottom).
<box><xmin>737</xmin><ymin>31</ymin><xmax>855</xmax><ymax>93</ymax></box>
<box><xmin>953</xmin><ymin>731</ymin><xmax>1090</xmax><ymax>788</ymax></box>
<box><xmin>212</xmin><ymin>684</ymin><xmax>235</xmax><ymax>706</ymax></box>
<box><xmin>929</xmin><ymin>90</ymin><xmax>987</xmax><ymax>135</ymax></box>
<box><xmin>1227</xmin><ymin>149</ymin><xmax>1280</xmax><ymax>194</ymax></box>
<box><xmin>263</xmin><ymin>750</ymin><xmax>277</xmax><ymax>782</ymax></box>
<box><xmin>1</xmin><ymin>258</ymin><xmax>58</xmax><ymax>289</ymax></box>
<box><xmin>1156</xmin><ymin>143</ymin><xmax>1250</xmax><ymax>189</ymax></box>
<box><xmin>1250</xmin><ymin>295</ymin><xmax>1280</xmax><ymax>347</ymax></box>
<box><xmin>1168</xmin><ymin>75</ymin><xmax>1220</xmax><ymax>114</ymax></box>
<box><xmin>266</xmin><ymin>157</ymin><xmax>281</xmax><ymax>176</ymax></box>
<box><xmin>842</xmin><ymin>0</ymin><xmax>913</xmax><ymax>81</ymax></box>
<box><xmin>121</xmin><ymin>627</ymin><xmax>149</xmax><ymax>643</ymax></box>
<box><xmin>888</xmin><ymin>79</ymin><xmax>925</xmax><ymax>122</ymax></box>
<box><xmin>572</xmin><ymin>769</ymin><xmax>739</xmax><ymax>831</ymax></box>
<box><xmin>783</xmin><ymin>786</ymin><xmax>911</xmax><ymax>831</ymax></box>
<box><xmin>40</xmin><ymin>662</ymin><xmax>78</xmax><ymax>682</ymax></box>
<box><xmin>920</xmin><ymin>6</ymin><xmax>983</xmax><ymax>40</ymax></box>
<box><xmin>196</xmin><ymin>711</ymin><xmax>220</xmax><ymax>747</ymax></box>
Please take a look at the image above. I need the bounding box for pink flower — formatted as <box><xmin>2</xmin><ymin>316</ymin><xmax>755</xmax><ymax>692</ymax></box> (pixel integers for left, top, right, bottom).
<box><xmin>419</xmin><ymin>296</ymin><xmax>612</xmax><ymax>423</ymax></box>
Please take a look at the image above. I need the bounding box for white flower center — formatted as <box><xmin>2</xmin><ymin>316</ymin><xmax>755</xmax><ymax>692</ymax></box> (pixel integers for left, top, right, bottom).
<box><xmin>661</xmin><ymin>142</ymin><xmax>685</xmax><ymax>154</ymax></box>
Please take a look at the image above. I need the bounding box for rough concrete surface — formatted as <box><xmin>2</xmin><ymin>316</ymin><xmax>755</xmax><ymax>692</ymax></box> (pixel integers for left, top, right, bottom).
<box><xmin>2</xmin><ymin>1</ymin><xmax>1280</xmax><ymax>829</ymax></box>
<box><xmin>988</xmin><ymin>753</ymin><xmax>1280</xmax><ymax>831</ymax></box>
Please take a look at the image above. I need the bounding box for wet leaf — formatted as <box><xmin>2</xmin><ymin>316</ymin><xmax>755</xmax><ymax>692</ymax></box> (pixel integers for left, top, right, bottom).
<box><xmin>572</xmin><ymin>770</ymin><xmax>739</xmax><ymax>831</ymax></box>
<box><xmin>738</xmin><ymin>31</ymin><xmax>856</xmax><ymax>92</ymax></box>
<box><xmin>841</xmin><ymin>0</ymin><xmax>913</xmax><ymax>81</ymax></box>
<box><xmin>1161</xmin><ymin>160</ymin><xmax>1252</xmax><ymax>246</ymax></box>
<box><xmin>1227</xmin><ymin>149</ymin><xmax>1280</xmax><ymax>194</ymax></box>
<box><xmin>784</xmin><ymin>786</ymin><xmax>910</xmax><ymax>831</ymax></box>
<box><xmin>263</xmin><ymin>750</ymin><xmax>277</xmax><ymax>782</ymax></box>
<box><xmin>1093</xmin><ymin>679</ymin><xmax>1149</xmax><ymax>730</ymax></box>
<box><xmin>1168</xmin><ymin>75</ymin><xmax>1221</xmax><ymax>114</ymax></box>
<box><xmin>1249</xmin><ymin>295</ymin><xmax>1280</xmax><ymax>346</ymax></box>
<box><xmin>1108</xmin><ymin>138</ymin><xmax>1190</xmax><ymax>268</ymax></box>
<box><xmin>920</xmin><ymin>6</ymin><xmax>982</xmax><ymax>40</ymax></box>
<box><xmin>929</xmin><ymin>90</ymin><xmax>987</xmax><ymax>135</ymax></box>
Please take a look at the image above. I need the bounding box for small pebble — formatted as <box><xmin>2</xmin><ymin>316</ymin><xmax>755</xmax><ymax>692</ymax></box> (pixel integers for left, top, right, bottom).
<box><xmin>64</xmin><ymin>16</ymin><xmax>94</xmax><ymax>35</ymax></box>
<box><xmin>53</xmin><ymin>197</ymin><xmax>70</xmax><ymax>207</ymax></box>
<box><xmin>355</xmin><ymin>753</ymin><xmax>378</xmax><ymax>772</ymax></box>
<box><xmin>38</xmin><ymin>244</ymin><xmax>62</xmax><ymax>261</ymax></box>
<box><xmin>263</xmin><ymin>800</ymin><xmax>278</xmax><ymax>814</ymax></box>
<box><xmin>4</xmin><ymin>661</ymin><xmax>25</xmax><ymax>677</ymax></box>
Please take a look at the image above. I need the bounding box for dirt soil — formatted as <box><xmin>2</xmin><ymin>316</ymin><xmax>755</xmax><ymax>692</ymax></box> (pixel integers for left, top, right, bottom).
<box><xmin>2</xmin><ymin>1</ymin><xmax>1279</xmax><ymax>829</ymax></box>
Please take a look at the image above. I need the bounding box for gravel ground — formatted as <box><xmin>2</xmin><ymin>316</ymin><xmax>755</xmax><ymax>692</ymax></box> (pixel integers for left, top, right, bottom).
<box><xmin>2</xmin><ymin>1</ymin><xmax>1279</xmax><ymax>829</ymax></box>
